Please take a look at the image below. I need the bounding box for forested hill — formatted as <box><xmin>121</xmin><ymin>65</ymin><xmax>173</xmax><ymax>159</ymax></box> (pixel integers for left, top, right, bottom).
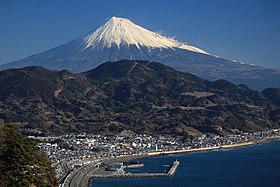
<box><xmin>0</xmin><ymin>60</ymin><xmax>280</xmax><ymax>137</ymax></box>
<box><xmin>0</xmin><ymin>123</ymin><xmax>57</xmax><ymax>187</ymax></box>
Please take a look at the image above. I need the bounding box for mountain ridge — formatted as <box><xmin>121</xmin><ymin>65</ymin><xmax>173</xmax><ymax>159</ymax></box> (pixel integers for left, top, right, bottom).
<box><xmin>1</xmin><ymin>60</ymin><xmax>279</xmax><ymax>137</ymax></box>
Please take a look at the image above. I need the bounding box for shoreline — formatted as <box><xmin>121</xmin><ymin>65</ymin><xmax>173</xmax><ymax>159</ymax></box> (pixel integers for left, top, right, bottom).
<box><xmin>86</xmin><ymin>136</ymin><xmax>280</xmax><ymax>187</ymax></box>
<box><xmin>148</xmin><ymin>136</ymin><xmax>280</xmax><ymax>157</ymax></box>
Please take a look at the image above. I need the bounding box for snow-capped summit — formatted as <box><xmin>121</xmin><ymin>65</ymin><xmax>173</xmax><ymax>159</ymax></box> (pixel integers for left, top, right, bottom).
<box><xmin>84</xmin><ymin>17</ymin><xmax>209</xmax><ymax>54</ymax></box>
<box><xmin>1</xmin><ymin>16</ymin><xmax>280</xmax><ymax>90</ymax></box>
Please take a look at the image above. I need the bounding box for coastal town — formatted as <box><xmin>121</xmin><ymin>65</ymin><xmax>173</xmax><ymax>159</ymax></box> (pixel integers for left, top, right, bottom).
<box><xmin>27</xmin><ymin>128</ymin><xmax>280</xmax><ymax>186</ymax></box>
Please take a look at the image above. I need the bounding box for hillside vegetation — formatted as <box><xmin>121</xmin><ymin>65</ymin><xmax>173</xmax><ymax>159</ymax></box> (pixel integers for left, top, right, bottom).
<box><xmin>0</xmin><ymin>60</ymin><xmax>280</xmax><ymax>137</ymax></box>
<box><xmin>0</xmin><ymin>123</ymin><xmax>57</xmax><ymax>187</ymax></box>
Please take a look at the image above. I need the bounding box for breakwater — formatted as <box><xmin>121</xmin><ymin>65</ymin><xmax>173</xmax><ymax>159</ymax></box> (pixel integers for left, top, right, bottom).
<box><xmin>91</xmin><ymin>160</ymin><xmax>179</xmax><ymax>179</ymax></box>
<box><xmin>92</xmin><ymin>173</ymin><xmax>167</xmax><ymax>178</ymax></box>
<box><xmin>167</xmin><ymin>160</ymin><xmax>179</xmax><ymax>176</ymax></box>
<box><xmin>124</xmin><ymin>163</ymin><xmax>144</xmax><ymax>168</ymax></box>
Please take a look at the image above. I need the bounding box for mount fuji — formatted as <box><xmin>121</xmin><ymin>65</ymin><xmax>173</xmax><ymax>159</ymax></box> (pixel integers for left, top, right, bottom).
<box><xmin>1</xmin><ymin>16</ymin><xmax>280</xmax><ymax>90</ymax></box>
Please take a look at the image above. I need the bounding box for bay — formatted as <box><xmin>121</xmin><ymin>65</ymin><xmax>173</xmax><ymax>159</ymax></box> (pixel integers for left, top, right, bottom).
<box><xmin>92</xmin><ymin>140</ymin><xmax>280</xmax><ymax>187</ymax></box>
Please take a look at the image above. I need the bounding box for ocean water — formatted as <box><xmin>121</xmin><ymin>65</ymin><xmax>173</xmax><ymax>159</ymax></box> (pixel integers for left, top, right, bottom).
<box><xmin>92</xmin><ymin>140</ymin><xmax>280</xmax><ymax>187</ymax></box>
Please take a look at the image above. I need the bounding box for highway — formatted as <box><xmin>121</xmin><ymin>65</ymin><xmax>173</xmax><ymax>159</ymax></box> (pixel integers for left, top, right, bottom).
<box><xmin>62</xmin><ymin>160</ymin><xmax>101</xmax><ymax>187</ymax></box>
<box><xmin>58</xmin><ymin>162</ymin><xmax>70</xmax><ymax>184</ymax></box>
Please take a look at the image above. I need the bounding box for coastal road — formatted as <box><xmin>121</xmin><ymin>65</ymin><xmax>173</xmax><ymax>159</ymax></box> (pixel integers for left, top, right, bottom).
<box><xmin>63</xmin><ymin>161</ymin><xmax>101</xmax><ymax>187</ymax></box>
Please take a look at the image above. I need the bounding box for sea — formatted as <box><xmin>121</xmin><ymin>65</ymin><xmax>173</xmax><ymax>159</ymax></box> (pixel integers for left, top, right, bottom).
<box><xmin>92</xmin><ymin>140</ymin><xmax>280</xmax><ymax>187</ymax></box>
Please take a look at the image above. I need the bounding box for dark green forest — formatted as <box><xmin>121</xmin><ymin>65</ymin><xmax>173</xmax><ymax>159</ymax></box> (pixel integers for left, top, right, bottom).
<box><xmin>0</xmin><ymin>123</ymin><xmax>57</xmax><ymax>187</ymax></box>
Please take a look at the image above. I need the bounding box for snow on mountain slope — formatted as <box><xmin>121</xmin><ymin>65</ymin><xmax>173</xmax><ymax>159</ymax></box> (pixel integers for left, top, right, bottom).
<box><xmin>84</xmin><ymin>17</ymin><xmax>209</xmax><ymax>54</ymax></box>
<box><xmin>1</xmin><ymin>16</ymin><xmax>280</xmax><ymax>90</ymax></box>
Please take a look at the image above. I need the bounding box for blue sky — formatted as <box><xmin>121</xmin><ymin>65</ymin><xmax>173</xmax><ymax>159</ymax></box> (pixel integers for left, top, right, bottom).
<box><xmin>0</xmin><ymin>0</ymin><xmax>279</xmax><ymax>68</ymax></box>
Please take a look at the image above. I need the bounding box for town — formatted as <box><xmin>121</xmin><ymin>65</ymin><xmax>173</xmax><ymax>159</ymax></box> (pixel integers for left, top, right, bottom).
<box><xmin>29</xmin><ymin>128</ymin><xmax>280</xmax><ymax>185</ymax></box>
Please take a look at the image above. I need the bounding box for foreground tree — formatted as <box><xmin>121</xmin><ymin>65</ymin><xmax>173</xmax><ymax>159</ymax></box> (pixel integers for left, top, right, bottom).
<box><xmin>0</xmin><ymin>123</ymin><xmax>57</xmax><ymax>187</ymax></box>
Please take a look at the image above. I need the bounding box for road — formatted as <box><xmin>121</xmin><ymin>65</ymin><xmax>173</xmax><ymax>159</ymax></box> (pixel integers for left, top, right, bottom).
<box><xmin>62</xmin><ymin>160</ymin><xmax>101</xmax><ymax>187</ymax></box>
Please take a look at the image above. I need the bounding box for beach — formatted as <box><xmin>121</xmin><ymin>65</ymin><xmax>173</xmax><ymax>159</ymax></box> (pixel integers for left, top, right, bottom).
<box><xmin>147</xmin><ymin>136</ymin><xmax>280</xmax><ymax>156</ymax></box>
